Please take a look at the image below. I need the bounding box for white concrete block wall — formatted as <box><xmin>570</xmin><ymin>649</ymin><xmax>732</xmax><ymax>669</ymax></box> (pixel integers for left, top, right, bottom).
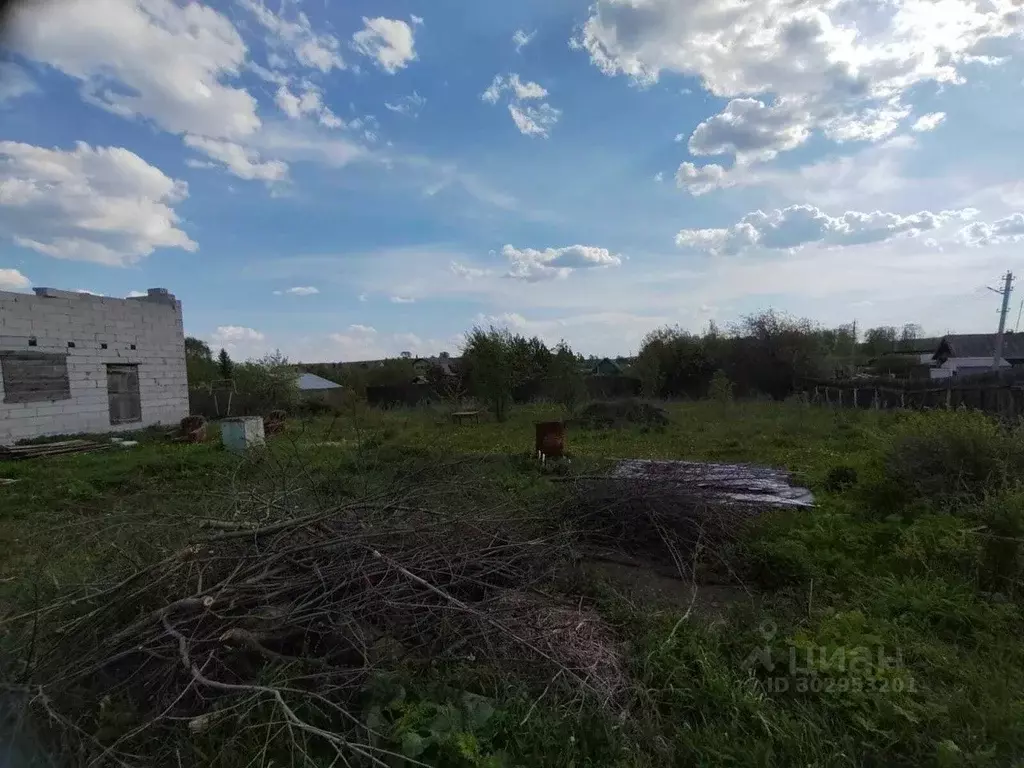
<box><xmin>0</xmin><ymin>288</ymin><xmax>189</xmax><ymax>444</ymax></box>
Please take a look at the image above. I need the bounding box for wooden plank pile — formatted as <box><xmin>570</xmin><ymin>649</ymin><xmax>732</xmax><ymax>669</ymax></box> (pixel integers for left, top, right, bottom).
<box><xmin>0</xmin><ymin>439</ymin><xmax>110</xmax><ymax>461</ymax></box>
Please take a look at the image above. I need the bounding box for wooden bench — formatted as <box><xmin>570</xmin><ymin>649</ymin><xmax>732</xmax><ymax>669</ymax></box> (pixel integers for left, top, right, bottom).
<box><xmin>451</xmin><ymin>410</ymin><xmax>481</xmax><ymax>425</ymax></box>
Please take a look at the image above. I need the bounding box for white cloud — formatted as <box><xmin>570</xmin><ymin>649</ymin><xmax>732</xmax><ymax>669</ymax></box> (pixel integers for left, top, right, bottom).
<box><xmin>0</xmin><ymin>62</ymin><xmax>37</xmax><ymax>104</ymax></box>
<box><xmin>654</xmin><ymin>172</ymin><xmax>664</xmax><ymax>183</ymax></box>
<box><xmin>503</xmin><ymin>244</ymin><xmax>623</xmax><ymax>281</ymax></box>
<box><xmin>912</xmin><ymin>112</ymin><xmax>947</xmax><ymax>132</ymax></box>
<box><xmin>508</xmin><ymin>103</ymin><xmax>561</xmax><ymax>138</ymax></box>
<box><xmin>274</xmin><ymin>83</ymin><xmax>343</xmax><ymax>128</ymax></box>
<box><xmin>0</xmin><ymin>140</ymin><xmax>197</xmax><ymax>266</ymax></box>
<box><xmin>390</xmin><ymin>295</ymin><xmax>415</xmax><ymax>303</ymax></box>
<box><xmin>352</xmin><ymin>17</ymin><xmax>417</xmax><ymax>74</ymax></box>
<box><xmin>578</xmin><ymin>0</ymin><xmax>1024</xmax><ymax>163</ymax></box>
<box><xmin>676</xmin><ymin>204</ymin><xmax>975</xmax><ymax>255</ymax></box>
<box><xmin>451</xmin><ymin>262</ymin><xmax>491</xmax><ymax>280</ymax></box>
<box><xmin>385</xmin><ymin>91</ymin><xmax>426</xmax><ymax>117</ymax></box>
<box><xmin>284</xmin><ymin>286</ymin><xmax>319</xmax><ymax>296</ymax></box>
<box><xmin>11</xmin><ymin>0</ymin><xmax>259</xmax><ymax>140</ymax></box>
<box><xmin>481</xmin><ymin>74</ymin><xmax>548</xmax><ymax>103</ymax></box>
<box><xmin>689</xmin><ymin>98</ymin><xmax>811</xmax><ymax>163</ymax></box>
<box><xmin>958</xmin><ymin>213</ymin><xmax>1024</xmax><ymax>246</ymax></box>
<box><xmin>676</xmin><ymin>162</ymin><xmax>731</xmax><ymax>195</ymax></box>
<box><xmin>513</xmin><ymin>29</ymin><xmax>536</xmax><ymax>52</ymax></box>
<box><xmin>0</xmin><ymin>268</ymin><xmax>31</xmax><ymax>291</ymax></box>
<box><xmin>126</xmin><ymin>290</ymin><xmax>147</xmax><ymax>298</ymax></box>
<box><xmin>239</xmin><ymin>0</ymin><xmax>345</xmax><ymax>73</ymax></box>
<box><xmin>410</xmin><ymin>15</ymin><xmax>424</xmax><ymax>26</ymax></box>
<box><xmin>327</xmin><ymin>324</ymin><xmax>429</xmax><ymax>360</ymax></box>
<box><xmin>483</xmin><ymin>74</ymin><xmax>561</xmax><ymax>138</ymax></box>
<box><xmin>212</xmin><ymin>325</ymin><xmax>265</xmax><ymax>342</ymax></box>
<box><xmin>184</xmin><ymin>135</ymin><xmax>288</xmax><ymax>182</ymax></box>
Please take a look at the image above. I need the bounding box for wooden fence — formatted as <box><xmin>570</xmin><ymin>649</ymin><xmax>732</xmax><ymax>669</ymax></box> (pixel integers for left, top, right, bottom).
<box><xmin>801</xmin><ymin>378</ymin><xmax>1024</xmax><ymax>418</ymax></box>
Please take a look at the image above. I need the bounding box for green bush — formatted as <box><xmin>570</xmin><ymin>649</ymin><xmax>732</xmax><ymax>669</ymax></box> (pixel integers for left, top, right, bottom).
<box><xmin>867</xmin><ymin>411</ymin><xmax>1024</xmax><ymax>514</ymax></box>
<box><xmin>971</xmin><ymin>492</ymin><xmax>1024</xmax><ymax>597</ymax></box>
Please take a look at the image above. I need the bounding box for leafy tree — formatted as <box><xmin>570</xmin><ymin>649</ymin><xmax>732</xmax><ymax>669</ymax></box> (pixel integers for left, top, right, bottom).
<box><xmin>185</xmin><ymin>337</ymin><xmax>213</xmax><ymax>361</ymax></box>
<box><xmin>462</xmin><ymin>326</ymin><xmax>517</xmax><ymax>421</ymax></box>
<box><xmin>217</xmin><ymin>348</ymin><xmax>234</xmax><ymax>380</ymax></box>
<box><xmin>185</xmin><ymin>337</ymin><xmax>217</xmax><ymax>387</ymax></box>
<box><xmin>549</xmin><ymin>341</ymin><xmax>586</xmax><ymax>414</ymax></box>
<box><xmin>864</xmin><ymin>326</ymin><xmax>898</xmax><ymax>356</ymax></box>
<box><xmin>233</xmin><ymin>349</ymin><xmax>299</xmax><ymax>413</ymax></box>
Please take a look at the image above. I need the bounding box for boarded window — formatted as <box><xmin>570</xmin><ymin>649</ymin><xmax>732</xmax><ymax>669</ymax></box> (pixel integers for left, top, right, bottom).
<box><xmin>1</xmin><ymin>352</ymin><xmax>71</xmax><ymax>403</ymax></box>
<box><xmin>107</xmin><ymin>364</ymin><xmax>142</xmax><ymax>425</ymax></box>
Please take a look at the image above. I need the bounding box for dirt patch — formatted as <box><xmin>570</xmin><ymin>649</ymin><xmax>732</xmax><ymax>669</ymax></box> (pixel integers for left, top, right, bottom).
<box><xmin>581</xmin><ymin>559</ymin><xmax>755</xmax><ymax>627</ymax></box>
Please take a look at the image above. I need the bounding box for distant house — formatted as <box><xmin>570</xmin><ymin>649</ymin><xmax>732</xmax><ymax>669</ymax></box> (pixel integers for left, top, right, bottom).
<box><xmin>295</xmin><ymin>372</ymin><xmax>343</xmax><ymax>403</ymax></box>
<box><xmin>413</xmin><ymin>356</ymin><xmax>460</xmax><ymax>378</ymax></box>
<box><xmin>930</xmin><ymin>356</ymin><xmax>1011</xmax><ymax>380</ymax></box>
<box><xmin>589</xmin><ymin>358</ymin><xmax>624</xmax><ymax>377</ymax></box>
<box><xmin>296</xmin><ymin>372</ymin><xmax>342</xmax><ymax>392</ymax></box>
<box><xmin>933</xmin><ymin>334</ymin><xmax>1024</xmax><ymax>367</ymax></box>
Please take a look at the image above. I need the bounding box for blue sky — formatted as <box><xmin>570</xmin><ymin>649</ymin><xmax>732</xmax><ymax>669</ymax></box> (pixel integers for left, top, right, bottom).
<box><xmin>1</xmin><ymin>0</ymin><xmax>1023</xmax><ymax>361</ymax></box>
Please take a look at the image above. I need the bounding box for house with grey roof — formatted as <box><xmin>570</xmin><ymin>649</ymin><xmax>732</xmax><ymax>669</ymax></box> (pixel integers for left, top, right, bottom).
<box><xmin>933</xmin><ymin>334</ymin><xmax>1024</xmax><ymax>367</ymax></box>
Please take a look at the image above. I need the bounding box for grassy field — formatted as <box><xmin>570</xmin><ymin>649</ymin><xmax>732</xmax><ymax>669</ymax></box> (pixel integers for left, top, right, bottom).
<box><xmin>1</xmin><ymin>401</ymin><xmax>1023</xmax><ymax>766</ymax></box>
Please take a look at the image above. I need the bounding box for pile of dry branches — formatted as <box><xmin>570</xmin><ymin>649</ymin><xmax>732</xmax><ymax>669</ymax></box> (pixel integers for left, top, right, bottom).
<box><xmin>1</xmin><ymin>466</ymin><xmax>627</xmax><ymax>767</ymax></box>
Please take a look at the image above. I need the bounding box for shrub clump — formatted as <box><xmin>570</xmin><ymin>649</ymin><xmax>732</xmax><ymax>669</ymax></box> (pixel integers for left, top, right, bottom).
<box><xmin>868</xmin><ymin>410</ymin><xmax>1024</xmax><ymax>513</ymax></box>
<box><xmin>571</xmin><ymin>400</ymin><xmax>670</xmax><ymax>430</ymax></box>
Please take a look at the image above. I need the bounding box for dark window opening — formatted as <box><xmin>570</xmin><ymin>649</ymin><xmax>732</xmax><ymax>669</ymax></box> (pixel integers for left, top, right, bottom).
<box><xmin>130</xmin><ymin>344</ymin><xmax>136</xmax><ymax>350</ymax></box>
<box><xmin>106</xmin><ymin>364</ymin><xmax>142</xmax><ymax>425</ymax></box>
<box><xmin>27</xmin><ymin>338</ymin><xmax>37</xmax><ymax>347</ymax></box>
<box><xmin>67</xmin><ymin>341</ymin><xmax>75</xmax><ymax>348</ymax></box>
<box><xmin>1</xmin><ymin>352</ymin><xmax>71</xmax><ymax>403</ymax></box>
<box><xmin>100</xmin><ymin>343</ymin><xmax>108</xmax><ymax>350</ymax></box>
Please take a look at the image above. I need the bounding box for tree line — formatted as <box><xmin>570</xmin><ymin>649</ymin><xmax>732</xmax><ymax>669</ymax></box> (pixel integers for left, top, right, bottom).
<box><xmin>184</xmin><ymin>310</ymin><xmax>931</xmax><ymax>419</ymax></box>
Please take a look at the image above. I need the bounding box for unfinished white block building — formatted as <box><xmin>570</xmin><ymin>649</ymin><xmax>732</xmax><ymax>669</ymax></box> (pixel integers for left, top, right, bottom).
<box><xmin>0</xmin><ymin>288</ymin><xmax>189</xmax><ymax>444</ymax></box>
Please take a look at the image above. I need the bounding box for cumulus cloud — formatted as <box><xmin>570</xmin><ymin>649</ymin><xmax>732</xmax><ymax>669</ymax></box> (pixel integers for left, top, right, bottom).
<box><xmin>577</xmin><ymin>0</ymin><xmax>1023</xmax><ymax>163</ymax></box>
<box><xmin>10</xmin><ymin>0</ymin><xmax>259</xmax><ymax>140</ymax></box>
<box><xmin>482</xmin><ymin>74</ymin><xmax>560</xmax><ymax>137</ymax></box>
<box><xmin>352</xmin><ymin>17</ymin><xmax>417</xmax><ymax>73</ymax></box>
<box><xmin>503</xmin><ymin>244</ymin><xmax>623</xmax><ymax>281</ymax></box>
<box><xmin>274</xmin><ymin>83</ymin><xmax>343</xmax><ymax>128</ymax></box>
<box><xmin>676</xmin><ymin>162</ymin><xmax>732</xmax><ymax>195</ymax></box>
<box><xmin>0</xmin><ymin>62</ymin><xmax>37</xmax><ymax>104</ymax></box>
<box><xmin>676</xmin><ymin>205</ymin><xmax>975</xmax><ymax>255</ymax></box>
<box><xmin>384</xmin><ymin>91</ymin><xmax>426</xmax><ymax>117</ymax></box>
<box><xmin>183</xmin><ymin>136</ymin><xmax>288</xmax><ymax>182</ymax></box>
<box><xmin>513</xmin><ymin>29</ymin><xmax>536</xmax><ymax>52</ymax></box>
<box><xmin>284</xmin><ymin>286</ymin><xmax>319</xmax><ymax>296</ymax></box>
<box><xmin>239</xmin><ymin>0</ymin><xmax>345</xmax><ymax>73</ymax></box>
<box><xmin>912</xmin><ymin>112</ymin><xmax>947</xmax><ymax>132</ymax></box>
<box><xmin>689</xmin><ymin>98</ymin><xmax>811</xmax><ymax>163</ymax></box>
<box><xmin>958</xmin><ymin>213</ymin><xmax>1024</xmax><ymax>247</ymax></box>
<box><xmin>213</xmin><ymin>326</ymin><xmax>264</xmax><ymax>342</ymax></box>
<box><xmin>0</xmin><ymin>268</ymin><xmax>31</xmax><ymax>291</ymax></box>
<box><xmin>0</xmin><ymin>140</ymin><xmax>197</xmax><ymax>266</ymax></box>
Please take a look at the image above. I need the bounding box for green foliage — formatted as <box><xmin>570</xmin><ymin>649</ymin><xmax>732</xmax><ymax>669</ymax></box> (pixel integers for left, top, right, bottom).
<box><xmin>708</xmin><ymin>368</ymin><xmax>733</xmax><ymax>402</ymax></box>
<box><xmin>217</xmin><ymin>347</ymin><xmax>233</xmax><ymax>380</ymax></box>
<box><xmin>462</xmin><ymin>327</ymin><xmax>552</xmax><ymax>421</ymax></box>
<box><xmin>867</xmin><ymin>410</ymin><xmax>1024</xmax><ymax>514</ymax></box>
<box><xmin>548</xmin><ymin>341</ymin><xmax>586</xmax><ymax>414</ymax></box>
<box><xmin>185</xmin><ymin>336</ymin><xmax>218</xmax><ymax>386</ymax></box>
<box><xmin>232</xmin><ymin>349</ymin><xmax>300</xmax><ymax>413</ymax></box>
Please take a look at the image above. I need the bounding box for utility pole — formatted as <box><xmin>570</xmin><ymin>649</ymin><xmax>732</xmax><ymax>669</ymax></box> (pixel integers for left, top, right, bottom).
<box><xmin>989</xmin><ymin>271</ymin><xmax>1014</xmax><ymax>371</ymax></box>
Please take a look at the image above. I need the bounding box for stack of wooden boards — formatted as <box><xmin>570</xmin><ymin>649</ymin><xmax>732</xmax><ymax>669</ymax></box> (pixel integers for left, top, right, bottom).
<box><xmin>0</xmin><ymin>439</ymin><xmax>110</xmax><ymax>461</ymax></box>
